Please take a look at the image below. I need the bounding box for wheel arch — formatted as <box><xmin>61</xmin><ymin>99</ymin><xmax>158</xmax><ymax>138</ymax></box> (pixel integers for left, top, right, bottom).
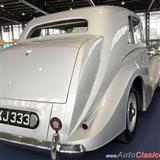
<box><xmin>132</xmin><ymin>76</ymin><xmax>144</xmax><ymax>111</ymax></box>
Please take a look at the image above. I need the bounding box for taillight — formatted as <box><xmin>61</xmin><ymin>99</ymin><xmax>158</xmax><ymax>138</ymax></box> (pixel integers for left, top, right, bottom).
<box><xmin>50</xmin><ymin>117</ymin><xmax>62</xmax><ymax>132</ymax></box>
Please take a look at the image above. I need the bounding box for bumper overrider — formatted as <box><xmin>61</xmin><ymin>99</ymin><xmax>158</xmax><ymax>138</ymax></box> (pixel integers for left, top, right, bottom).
<box><xmin>49</xmin><ymin>117</ymin><xmax>86</xmax><ymax>159</ymax></box>
<box><xmin>51</xmin><ymin>132</ymin><xmax>86</xmax><ymax>159</ymax></box>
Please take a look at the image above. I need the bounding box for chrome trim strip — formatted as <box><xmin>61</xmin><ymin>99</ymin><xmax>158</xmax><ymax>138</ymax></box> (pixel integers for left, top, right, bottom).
<box><xmin>122</xmin><ymin>47</ymin><xmax>146</xmax><ymax>61</ymax></box>
<box><xmin>0</xmin><ymin>132</ymin><xmax>51</xmax><ymax>150</ymax></box>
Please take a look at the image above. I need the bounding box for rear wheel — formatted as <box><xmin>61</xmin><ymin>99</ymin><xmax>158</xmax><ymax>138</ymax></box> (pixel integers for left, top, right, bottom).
<box><xmin>117</xmin><ymin>86</ymin><xmax>138</xmax><ymax>143</ymax></box>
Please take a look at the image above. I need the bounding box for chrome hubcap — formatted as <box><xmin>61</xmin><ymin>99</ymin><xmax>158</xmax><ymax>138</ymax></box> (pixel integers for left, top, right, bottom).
<box><xmin>127</xmin><ymin>93</ymin><xmax>137</xmax><ymax>132</ymax></box>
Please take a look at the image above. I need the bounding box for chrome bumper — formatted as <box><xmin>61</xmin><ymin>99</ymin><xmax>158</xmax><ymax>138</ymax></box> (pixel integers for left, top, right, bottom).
<box><xmin>51</xmin><ymin>133</ymin><xmax>85</xmax><ymax>159</ymax></box>
<box><xmin>0</xmin><ymin>132</ymin><xmax>86</xmax><ymax>159</ymax></box>
<box><xmin>57</xmin><ymin>144</ymin><xmax>86</xmax><ymax>154</ymax></box>
<box><xmin>0</xmin><ymin>132</ymin><xmax>50</xmax><ymax>151</ymax></box>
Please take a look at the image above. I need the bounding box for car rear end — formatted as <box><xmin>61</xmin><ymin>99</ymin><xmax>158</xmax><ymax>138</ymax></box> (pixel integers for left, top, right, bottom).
<box><xmin>0</xmin><ymin>7</ymin><xmax>106</xmax><ymax>159</ymax></box>
<box><xmin>0</xmin><ymin>36</ymin><xmax>88</xmax><ymax>147</ymax></box>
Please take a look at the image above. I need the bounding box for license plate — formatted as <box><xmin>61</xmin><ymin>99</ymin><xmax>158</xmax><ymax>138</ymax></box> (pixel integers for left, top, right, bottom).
<box><xmin>0</xmin><ymin>108</ymin><xmax>39</xmax><ymax>129</ymax></box>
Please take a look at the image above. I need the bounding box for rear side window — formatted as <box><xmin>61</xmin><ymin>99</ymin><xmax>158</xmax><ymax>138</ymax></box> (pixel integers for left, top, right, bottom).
<box><xmin>27</xmin><ymin>19</ymin><xmax>88</xmax><ymax>39</ymax></box>
<box><xmin>128</xmin><ymin>16</ymin><xmax>144</xmax><ymax>44</ymax></box>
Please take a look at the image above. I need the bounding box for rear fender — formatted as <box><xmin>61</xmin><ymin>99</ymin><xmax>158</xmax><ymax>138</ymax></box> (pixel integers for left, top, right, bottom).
<box><xmin>68</xmin><ymin>61</ymin><xmax>146</xmax><ymax>151</ymax></box>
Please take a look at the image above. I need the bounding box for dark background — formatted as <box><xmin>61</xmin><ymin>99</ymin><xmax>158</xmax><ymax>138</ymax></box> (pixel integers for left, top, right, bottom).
<box><xmin>0</xmin><ymin>0</ymin><xmax>160</xmax><ymax>25</ymax></box>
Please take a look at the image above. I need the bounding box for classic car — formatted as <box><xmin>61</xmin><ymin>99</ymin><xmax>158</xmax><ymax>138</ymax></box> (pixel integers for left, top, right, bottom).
<box><xmin>0</xmin><ymin>5</ymin><xmax>160</xmax><ymax>159</ymax></box>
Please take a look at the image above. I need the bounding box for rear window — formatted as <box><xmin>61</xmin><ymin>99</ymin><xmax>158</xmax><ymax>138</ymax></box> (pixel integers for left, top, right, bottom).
<box><xmin>27</xmin><ymin>19</ymin><xmax>88</xmax><ymax>39</ymax></box>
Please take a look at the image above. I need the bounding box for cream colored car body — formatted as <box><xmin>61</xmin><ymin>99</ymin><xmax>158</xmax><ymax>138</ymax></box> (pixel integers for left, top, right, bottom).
<box><xmin>0</xmin><ymin>6</ymin><xmax>160</xmax><ymax>154</ymax></box>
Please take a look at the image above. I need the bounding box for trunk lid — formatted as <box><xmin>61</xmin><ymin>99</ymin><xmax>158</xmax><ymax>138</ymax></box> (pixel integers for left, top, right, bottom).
<box><xmin>0</xmin><ymin>38</ymin><xmax>86</xmax><ymax>103</ymax></box>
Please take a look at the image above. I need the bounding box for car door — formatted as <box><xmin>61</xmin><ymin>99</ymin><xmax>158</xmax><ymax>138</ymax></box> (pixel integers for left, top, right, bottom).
<box><xmin>128</xmin><ymin>16</ymin><xmax>153</xmax><ymax>108</ymax></box>
<box><xmin>148</xmin><ymin>49</ymin><xmax>160</xmax><ymax>90</ymax></box>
